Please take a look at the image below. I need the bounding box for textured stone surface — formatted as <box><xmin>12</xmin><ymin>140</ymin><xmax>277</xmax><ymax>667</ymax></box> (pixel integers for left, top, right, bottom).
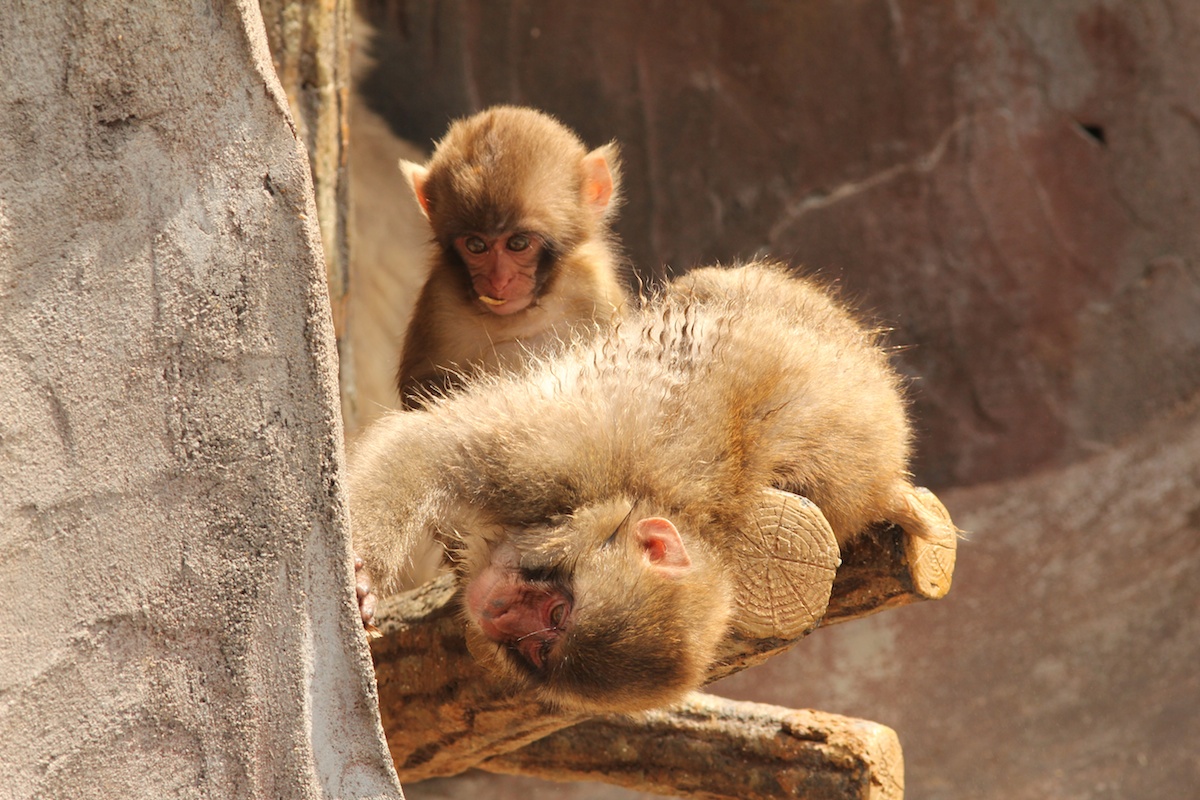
<box><xmin>259</xmin><ymin>0</ymin><xmax>357</xmax><ymax>426</ymax></box>
<box><xmin>0</xmin><ymin>2</ymin><xmax>402</xmax><ymax>797</ymax></box>
<box><xmin>350</xmin><ymin>2</ymin><xmax>1200</xmax><ymax>798</ymax></box>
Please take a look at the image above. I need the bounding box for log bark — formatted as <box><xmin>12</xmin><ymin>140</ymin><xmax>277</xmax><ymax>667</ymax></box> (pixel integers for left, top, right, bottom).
<box><xmin>486</xmin><ymin>693</ymin><xmax>903</xmax><ymax>800</ymax></box>
<box><xmin>370</xmin><ymin>490</ymin><xmax>956</xmax><ymax>787</ymax></box>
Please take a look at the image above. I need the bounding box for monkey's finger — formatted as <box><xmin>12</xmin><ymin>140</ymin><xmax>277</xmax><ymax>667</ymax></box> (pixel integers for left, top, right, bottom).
<box><xmin>354</xmin><ymin>558</ymin><xmax>375</xmax><ymax>597</ymax></box>
<box><xmin>352</xmin><ymin>556</ymin><xmax>380</xmax><ymax>629</ymax></box>
<box><xmin>359</xmin><ymin>590</ymin><xmax>378</xmax><ymax>628</ymax></box>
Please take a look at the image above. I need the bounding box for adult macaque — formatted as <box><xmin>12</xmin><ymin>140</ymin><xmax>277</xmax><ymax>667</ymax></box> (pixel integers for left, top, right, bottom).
<box><xmin>396</xmin><ymin>105</ymin><xmax>629</xmax><ymax>406</ymax></box>
<box><xmin>350</xmin><ymin>262</ymin><xmax>944</xmax><ymax>712</ymax></box>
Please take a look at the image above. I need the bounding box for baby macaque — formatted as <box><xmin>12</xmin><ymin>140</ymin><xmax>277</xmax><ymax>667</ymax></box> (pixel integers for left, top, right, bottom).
<box><xmin>350</xmin><ymin>261</ymin><xmax>932</xmax><ymax>712</ymax></box>
<box><xmin>396</xmin><ymin>105</ymin><xmax>629</xmax><ymax>406</ymax></box>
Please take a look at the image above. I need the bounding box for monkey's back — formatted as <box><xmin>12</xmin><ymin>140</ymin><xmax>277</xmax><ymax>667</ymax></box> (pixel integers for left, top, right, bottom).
<box><xmin>429</xmin><ymin>260</ymin><xmax>910</xmax><ymax>545</ymax></box>
<box><xmin>645</xmin><ymin>263</ymin><xmax>912</xmax><ymax>541</ymax></box>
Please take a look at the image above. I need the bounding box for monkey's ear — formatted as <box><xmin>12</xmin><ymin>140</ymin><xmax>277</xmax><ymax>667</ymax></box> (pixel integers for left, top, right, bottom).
<box><xmin>399</xmin><ymin>159</ymin><xmax>432</xmax><ymax>219</ymax></box>
<box><xmin>634</xmin><ymin>517</ymin><xmax>691</xmax><ymax>577</ymax></box>
<box><xmin>581</xmin><ymin>144</ymin><xmax>620</xmax><ymax>217</ymax></box>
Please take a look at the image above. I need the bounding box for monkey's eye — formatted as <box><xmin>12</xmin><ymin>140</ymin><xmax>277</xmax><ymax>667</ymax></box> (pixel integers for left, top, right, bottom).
<box><xmin>548</xmin><ymin>601</ymin><xmax>567</xmax><ymax>629</ymax></box>
<box><xmin>506</xmin><ymin>233</ymin><xmax>531</xmax><ymax>252</ymax></box>
<box><xmin>464</xmin><ymin>236</ymin><xmax>488</xmax><ymax>255</ymax></box>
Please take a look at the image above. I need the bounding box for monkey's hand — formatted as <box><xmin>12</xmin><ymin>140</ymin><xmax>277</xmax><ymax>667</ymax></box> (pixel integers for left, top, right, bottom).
<box><xmin>727</xmin><ymin>488</ymin><xmax>840</xmax><ymax>640</ymax></box>
<box><xmin>354</xmin><ymin>555</ymin><xmax>382</xmax><ymax>638</ymax></box>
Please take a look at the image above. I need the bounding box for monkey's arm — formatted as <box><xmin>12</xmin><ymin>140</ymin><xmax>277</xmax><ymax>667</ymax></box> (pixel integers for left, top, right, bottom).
<box><xmin>347</xmin><ymin>411</ymin><xmax>462</xmax><ymax>595</ymax></box>
<box><xmin>394</xmin><ymin>280</ymin><xmax>453</xmax><ymax>408</ymax></box>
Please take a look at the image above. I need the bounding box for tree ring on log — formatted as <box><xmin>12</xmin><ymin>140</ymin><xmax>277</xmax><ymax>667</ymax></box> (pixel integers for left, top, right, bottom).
<box><xmin>727</xmin><ymin>488</ymin><xmax>840</xmax><ymax>639</ymax></box>
<box><xmin>896</xmin><ymin>486</ymin><xmax>959</xmax><ymax>599</ymax></box>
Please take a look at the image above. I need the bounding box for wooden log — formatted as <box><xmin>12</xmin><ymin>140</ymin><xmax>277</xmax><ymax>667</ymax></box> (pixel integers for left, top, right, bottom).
<box><xmin>484</xmin><ymin>693</ymin><xmax>904</xmax><ymax>800</ymax></box>
<box><xmin>828</xmin><ymin>487</ymin><xmax>957</xmax><ymax>621</ymax></box>
<box><xmin>369</xmin><ymin>487</ymin><xmax>956</xmax><ymax>785</ymax></box>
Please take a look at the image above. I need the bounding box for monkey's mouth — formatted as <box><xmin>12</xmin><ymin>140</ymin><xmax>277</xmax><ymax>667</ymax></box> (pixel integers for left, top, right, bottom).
<box><xmin>476</xmin><ymin>293</ymin><xmax>535</xmax><ymax>315</ymax></box>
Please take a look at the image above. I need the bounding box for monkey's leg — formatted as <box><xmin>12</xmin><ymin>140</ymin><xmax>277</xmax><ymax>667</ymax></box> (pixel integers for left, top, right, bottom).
<box><xmin>727</xmin><ymin>488</ymin><xmax>841</xmax><ymax>640</ymax></box>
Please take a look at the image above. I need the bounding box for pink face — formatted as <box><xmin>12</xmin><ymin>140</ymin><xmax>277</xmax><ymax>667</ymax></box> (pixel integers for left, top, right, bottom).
<box><xmin>465</xmin><ymin>560</ymin><xmax>572</xmax><ymax>671</ymax></box>
<box><xmin>454</xmin><ymin>232</ymin><xmax>544</xmax><ymax>315</ymax></box>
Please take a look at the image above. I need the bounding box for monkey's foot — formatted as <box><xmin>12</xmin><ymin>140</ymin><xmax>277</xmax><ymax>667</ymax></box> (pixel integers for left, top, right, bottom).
<box><xmin>728</xmin><ymin>488</ymin><xmax>840</xmax><ymax>640</ymax></box>
<box><xmin>353</xmin><ymin>554</ymin><xmax>381</xmax><ymax>635</ymax></box>
<box><xmin>893</xmin><ymin>486</ymin><xmax>958</xmax><ymax>600</ymax></box>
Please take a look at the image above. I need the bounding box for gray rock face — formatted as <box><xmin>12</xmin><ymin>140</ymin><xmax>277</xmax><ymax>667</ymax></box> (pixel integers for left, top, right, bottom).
<box><xmin>0</xmin><ymin>3</ymin><xmax>402</xmax><ymax>798</ymax></box>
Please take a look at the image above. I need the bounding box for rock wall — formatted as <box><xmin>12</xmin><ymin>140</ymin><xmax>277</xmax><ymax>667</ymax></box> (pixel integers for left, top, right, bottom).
<box><xmin>350</xmin><ymin>2</ymin><xmax>1200</xmax><ymax>798</ymax></box>
<box><xmin>356</xmin><ymin>0</ymin><xmax>1200</xmax><ymax>487</ymax></box>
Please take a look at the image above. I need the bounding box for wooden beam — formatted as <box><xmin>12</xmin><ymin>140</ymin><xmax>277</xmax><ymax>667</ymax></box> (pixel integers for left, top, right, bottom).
<box><xmin>484</xmin><ymin>693</ymin><xmax>904</xmax><ymax>800</ymax></box>
<box><xmin>369</xmin><ymin>487</ymin><xmax>956</xmax><ymax>790</ymax></box>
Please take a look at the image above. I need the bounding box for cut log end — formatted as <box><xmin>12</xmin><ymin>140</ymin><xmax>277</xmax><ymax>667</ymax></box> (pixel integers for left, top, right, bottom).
<box><xmin>730</xmin><ymin>488</ymin><xmax>841</xmax><ymax>640</ymax></box>
<box><xmin>898</xmin><ymin>486</ymin><xmax>959</xmax><ymax>600</ymax></box>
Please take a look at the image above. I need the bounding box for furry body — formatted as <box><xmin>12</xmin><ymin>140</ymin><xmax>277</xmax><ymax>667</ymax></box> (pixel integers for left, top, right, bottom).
<box><xmin>350</xmin><ymin>261</ymin><xmax>912</xmax><ymax>710</ymax></box>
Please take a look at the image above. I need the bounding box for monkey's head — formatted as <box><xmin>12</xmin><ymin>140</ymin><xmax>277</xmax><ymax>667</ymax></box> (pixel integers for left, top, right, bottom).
<box><xmin>399</xmin><ymin>105</ymin><xmax>622</xmax><ymax>317</ymax></box>
<box><xmin>462</xmin><ymin>499</ymin><xmax>732</xmax><ymax>713</ymax></box>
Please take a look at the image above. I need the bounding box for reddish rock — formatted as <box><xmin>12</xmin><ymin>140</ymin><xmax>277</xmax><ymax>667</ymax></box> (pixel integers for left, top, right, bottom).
<box><xmin>352</xmin><ymin>2</ymin><xmax>1200</xmax><ymax>797</ymax></box>
<box><xmin>357</xmin><ymin>0</ymin><xmax>1200</xmax><ymax>488</ymax></box>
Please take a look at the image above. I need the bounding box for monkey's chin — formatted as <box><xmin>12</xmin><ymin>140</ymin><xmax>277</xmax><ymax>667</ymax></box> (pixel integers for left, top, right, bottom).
<box><xmin>477</xmin><ymin>294</ymin><xmax>533</xmax><ymax>315</ymax></box>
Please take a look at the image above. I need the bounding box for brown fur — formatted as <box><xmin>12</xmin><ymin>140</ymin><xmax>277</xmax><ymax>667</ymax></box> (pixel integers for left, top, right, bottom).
<box><xmin>349</xmin><ymin>261</ymin><xmax>914</xmax><ymax>712</ymax></box>
<box><xmin>396</xmin><ymin>106</ymin><xmax>629</xmax><ymax>406</ymax></box>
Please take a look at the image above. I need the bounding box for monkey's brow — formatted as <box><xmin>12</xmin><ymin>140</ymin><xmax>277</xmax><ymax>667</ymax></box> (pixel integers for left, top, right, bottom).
<box><xmin>519</xmin><ymin>564</ymin><xmax>570</xmax><ymax>584</ymax></box>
